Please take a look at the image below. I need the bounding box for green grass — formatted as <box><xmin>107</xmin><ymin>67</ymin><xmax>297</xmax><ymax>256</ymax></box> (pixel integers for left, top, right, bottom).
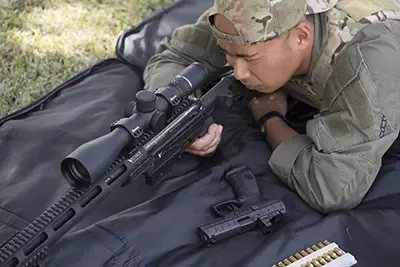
<box><xmin>0</xmin><ymin>0</ymin><xmax>177</xmax><ymax>117</ymax></box>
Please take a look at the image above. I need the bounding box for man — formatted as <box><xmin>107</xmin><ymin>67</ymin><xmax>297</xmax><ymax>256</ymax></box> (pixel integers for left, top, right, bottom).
<box><xmin>143</xmin><ymin>0</ymin><xmax>400</xmax><ymax>213</ymax></box>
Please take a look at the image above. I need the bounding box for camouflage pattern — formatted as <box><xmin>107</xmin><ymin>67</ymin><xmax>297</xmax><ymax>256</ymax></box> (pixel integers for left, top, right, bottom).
<box><xmin>270</xmin><ymin>18</ymin><xmax>400</xmax><ymax>212</ymax></box>
<box><xmin>143</xmin><ymin>0</ymin><xmax>400</xmax><ymax>212</ymax></box>
<box><xmin>314</xmin><ymin>6</ymin><xmax>400</xmax><ymax>91</ymax></box>
<box><xmin>268</xmin><ymin>0</ymin><xmax>400</xmax><ymax>212</ymax></box>
<box><xmin>208</xmin><ymin>0</ymin><xmax>336</xmax><ymax>46</ymax></box>
<box><xmin>287</xmin><ymin>1</ymin><xmax>400</xmax><ymax>105</ymax></box>
<box><xmin>304</xmin><ymin>0</ymin><xmax>337</xmax><ymax>14</ymax></box>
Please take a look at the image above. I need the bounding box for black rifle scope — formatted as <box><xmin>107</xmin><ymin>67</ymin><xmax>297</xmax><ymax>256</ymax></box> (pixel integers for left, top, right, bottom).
<box><xmin>60</xmin><ymin>62</ymin><xmax>208</xmax><ymax>189</ymax></box>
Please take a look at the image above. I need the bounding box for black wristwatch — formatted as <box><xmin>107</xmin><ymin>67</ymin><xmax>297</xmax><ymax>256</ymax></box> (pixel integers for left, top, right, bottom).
<box><xmin>257</xmin><ymin>111</ymin><xmax>287</xmax><ymax>133</ymax></box>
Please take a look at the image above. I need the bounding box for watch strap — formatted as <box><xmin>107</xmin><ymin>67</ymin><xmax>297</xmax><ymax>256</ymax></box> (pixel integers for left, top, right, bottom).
<box><xmin>257</xmin><ymin>111</ymin><xmax>287</xmax><ymax>129</ymax></box>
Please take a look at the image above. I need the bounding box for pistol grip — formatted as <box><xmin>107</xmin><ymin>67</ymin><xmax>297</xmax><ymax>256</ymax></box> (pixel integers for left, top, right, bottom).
<box><xmin>224</xmin><ymin>165</ymin><xmax>260</xmax><ymax>204</ymax></box>
<box><xmin>198</xmin><ymin>116</ymin><xmax>214</xmax><ymax>137</ymax></box>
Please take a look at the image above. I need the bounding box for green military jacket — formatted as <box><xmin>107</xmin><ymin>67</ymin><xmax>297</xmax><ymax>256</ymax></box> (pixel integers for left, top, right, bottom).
<box><xmin>143</xmin><ymin>0</ymin><xmax>400</xmax><ymax>213</ymax></box>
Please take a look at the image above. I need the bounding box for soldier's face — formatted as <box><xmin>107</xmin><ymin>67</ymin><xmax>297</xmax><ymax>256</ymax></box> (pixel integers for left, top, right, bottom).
<box><xmin>214</xmin><ymin>15</ymin><xmax>312</xmax><ymax>93</ymax></box>
<box><xmin>218</xmin><ymin>38</ymin><xmax>303</xmax><ymax>93</ymax></box>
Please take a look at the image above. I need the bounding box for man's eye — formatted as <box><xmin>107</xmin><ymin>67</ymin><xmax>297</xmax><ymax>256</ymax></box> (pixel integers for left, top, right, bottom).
<box><xmin>246</xmin><ymin>57</ymin><xmax>259</xmax><ymax>62</ymax></box>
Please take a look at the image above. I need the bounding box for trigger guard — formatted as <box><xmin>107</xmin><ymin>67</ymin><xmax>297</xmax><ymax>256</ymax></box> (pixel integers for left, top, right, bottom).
<box><xmin>212</xmin><ymin>199</ymin><xmax>241</xmax><ymax>217</ymax></box>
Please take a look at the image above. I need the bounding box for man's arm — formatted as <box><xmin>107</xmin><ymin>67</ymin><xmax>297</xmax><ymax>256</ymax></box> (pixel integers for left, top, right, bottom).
<box><xmin>264</xmin><ymin>117</ymin><xmax>298</xmax><ymax>150</ymax></box>
<box><xmin>143</xmin><ymin>8</ymin><xmax>227</xmax><ymax>92</ymax></box>
<box><xmin>268</xmin><ymin>20</ymin><xmax>400</xmax><ymax>213</ymax></box>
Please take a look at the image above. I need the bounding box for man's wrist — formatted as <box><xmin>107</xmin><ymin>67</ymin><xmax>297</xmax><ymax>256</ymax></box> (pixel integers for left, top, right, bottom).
<box><xmin>258</xmin><ymin>111</ymin><xmax>287</xmax><ymax>133</ymax></box>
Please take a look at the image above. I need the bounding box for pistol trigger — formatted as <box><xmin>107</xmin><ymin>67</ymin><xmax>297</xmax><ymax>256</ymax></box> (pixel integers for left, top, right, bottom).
<box><xmin>227</xmin><ymin>203</ymin><xmax>236</xmax><ymax>211</ymax></box>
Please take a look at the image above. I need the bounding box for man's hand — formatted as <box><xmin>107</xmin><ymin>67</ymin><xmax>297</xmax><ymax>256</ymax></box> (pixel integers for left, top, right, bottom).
<box><xmin>249</xmin><ymin>90</ymin><xmax>288</xmax><ymax>120</ymax></box>
<box><xmin>248</xmin><ymin>89</ymin><xmax>298</xmax><ymax>150</ymax></box>
<box><xmin>185</xmin><ymin>123</ymin><xmax>223</xmax><ymax>156</ymax></box>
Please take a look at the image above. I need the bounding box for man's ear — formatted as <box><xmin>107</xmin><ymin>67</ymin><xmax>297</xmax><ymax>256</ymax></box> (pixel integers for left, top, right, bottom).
<box><xmin>293</xmin><ymin>19</ymin><xmax>314</xmax><ymax>49</ymax></box>
<box><xmin>289</xmin><ymin>19</ymin><xmax>313</xmax><ymax>50</ymax></box>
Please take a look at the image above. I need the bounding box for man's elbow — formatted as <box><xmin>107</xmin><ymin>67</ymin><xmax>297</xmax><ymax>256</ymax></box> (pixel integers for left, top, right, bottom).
<box><xmin>306</xmin><ymin>190</ymin><xmax>363</xmax><ymax>214</ymax></box>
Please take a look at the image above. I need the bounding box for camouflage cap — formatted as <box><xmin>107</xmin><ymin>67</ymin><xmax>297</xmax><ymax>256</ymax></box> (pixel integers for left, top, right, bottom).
<box><xmin>208</xmin><ymin>0</ymin><xmax>338</xmax><ymax>46</ymax></box>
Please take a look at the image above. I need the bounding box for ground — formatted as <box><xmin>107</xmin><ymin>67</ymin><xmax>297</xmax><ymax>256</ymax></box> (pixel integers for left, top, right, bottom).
<box><xmin>0</xmin><ymin>0</ymin><xmax>177</xmax><ymax>117</ymax></box>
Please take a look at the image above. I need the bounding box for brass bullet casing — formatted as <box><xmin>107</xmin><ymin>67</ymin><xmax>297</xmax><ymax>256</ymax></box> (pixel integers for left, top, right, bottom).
<box><xmin>295</xmin><ymin>253</ymin><xmax>303</xmax><ymax>260</ymax></box>
<box><xmin>271</xmin><ymin>240</ymin><xmax>357</xmax><ymax>267</ymax></box>
<box><xmin>311</xmin><ymin>259</ymin><xmax>322</xmax><ymax>267</ymax></box>
<box><xmin>311</xmin><ymin>245</ymin><xmax>320</xmax><ymax>251</ymax></box>
<box><xmin>334</xmin><ymin>248</ymin><xmax>344</xmax><ymax>256</ymax></box>
<box><xmin>283</xmin><ymin>259</ymin><xmax>292</xmax><ymax>265</ymax></box>
<box><xmin>322</xmin><ymin>254</ymin><xmax>332</xmax><ymax>262</ymax></box>
<box><xmin>323</xmin><ymin>240</ymin><xmax>330</xmax><ymax>246</ymax></box>
<box><xmin>328</xmin><ymin>251</ymin><xmax>338</xmax><ymax>259</ymax></box>
<box><xmin>306</xmin><ymin>248</ymin><xmax>314</xmax><ymax>254</ymax></box>
<box><xmin>317</xmin><ymin>256</ymin><xmax>328</xmax><ymax>265</ymax></box>
<box><xmin>300</xmin><ymin>250</ymin><xmax>308</xmax><ymax>257</ymax></box>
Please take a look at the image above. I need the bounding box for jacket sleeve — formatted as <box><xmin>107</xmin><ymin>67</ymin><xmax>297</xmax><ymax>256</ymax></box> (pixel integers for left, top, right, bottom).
<box><xmin>143</xmin><ymin>8</ymin><xmax>228</xmax><ymax>92</ymax></box>
<box><xmin>268</xmin><ymin>20</ymin><xmax>400</xmax><ymax>213</ymax></box>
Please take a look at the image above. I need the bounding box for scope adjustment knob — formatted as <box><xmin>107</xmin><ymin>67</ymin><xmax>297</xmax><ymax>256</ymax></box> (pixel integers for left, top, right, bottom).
<box><xmin>135</xmin><ymin>90</ymin><xmax>156</xmax><ymax>113</ymax></box>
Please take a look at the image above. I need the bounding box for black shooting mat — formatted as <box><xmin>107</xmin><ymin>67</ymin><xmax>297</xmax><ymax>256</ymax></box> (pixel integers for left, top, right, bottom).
<box><xmin>1</xmin><ymin>0</ymin><xmax>400</xmax><ymax>266</ymax></box>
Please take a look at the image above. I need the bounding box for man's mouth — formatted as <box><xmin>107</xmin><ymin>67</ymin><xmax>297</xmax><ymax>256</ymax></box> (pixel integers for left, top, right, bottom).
<box><xmin>244</xmin><ymin>84</ymin><xmax>260</xmax><ymax>90</ymax></box>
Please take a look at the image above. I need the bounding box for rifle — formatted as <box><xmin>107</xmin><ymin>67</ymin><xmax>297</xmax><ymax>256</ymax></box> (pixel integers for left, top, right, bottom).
<box><xmin>198</xmin><ymin>165</ymin><xmax>287</xmax><ymax>246</ymax></box>
<box><xmin>0</xmin><ymin>63</ymin><xmax>242</xmax><ymax>267</ymax></box>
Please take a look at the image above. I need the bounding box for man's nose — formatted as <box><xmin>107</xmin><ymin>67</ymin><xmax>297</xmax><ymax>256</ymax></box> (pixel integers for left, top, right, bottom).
<box><xmin>233</xmin><ymin>58</ymin><xmax>251</xmax><ymax>81</ymax></box>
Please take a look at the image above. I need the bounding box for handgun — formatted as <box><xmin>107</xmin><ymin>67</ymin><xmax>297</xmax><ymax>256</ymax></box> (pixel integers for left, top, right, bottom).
<box><xmin>197</xmin><ymin>165</ymin><xmax>286</xmax><ymax>246</ymax></box>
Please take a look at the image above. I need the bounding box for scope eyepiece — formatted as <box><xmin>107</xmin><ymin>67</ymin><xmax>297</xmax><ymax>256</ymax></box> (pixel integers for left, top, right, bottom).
<box><xmin>167</xmin><ymin>62</ymin><xmax>208</xmax><ymax>98</ymax></box>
